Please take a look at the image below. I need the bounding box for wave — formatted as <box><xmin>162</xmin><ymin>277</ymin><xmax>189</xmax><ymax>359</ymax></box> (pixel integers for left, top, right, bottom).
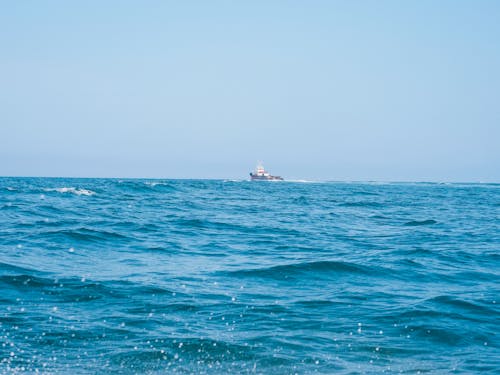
<box><xmin>339</xmin><ymin>201</ymin><xmax>383</xmax><ymax>208</ymax></box>
<box><xmin>404</xmin><ymin>219</ymin><xmax>437</xmax><ymax>226</ymax></box>
<box><xmin>172</xmin><ymin>218</ymin><xmax>302</xmax><ymax>237</ymax></box>
<box><xmin>44</xmin><ymin>187</ymin><xmax>95</xmax><ymax>196</ymax></box>
<box><xmin>221</xmin><ymin>260</ymin><xmax>378</xmax><ymax>280</ymax></box>
<box><xmin>114</xmin><ymin>180</ymin><xmax>178</xmax><ymax>193</ymax></box>
<box><xmin>39</xmin><ymin>227</ymin><xmax>130</xmax><ymax>243</ymax></box>
<box><xmin>0</xmin><ymin>203</ymin><xmax>17</xmax><ymax>210</ymax></box>
<box><xmin>285</xmin><ymin>179</ymin><xmax>323</xmax><ymax>183</ymax></box>
<box><xmin>0</xmin><ymin>273</ymin><xmax>175</xmax><ymax>302</ymax></box>
<box><xmin>371</xmin><ymin>214</ymin><xmax>389</xmax><ymax>219</ymax></box>
<box><xmin>405</xmin><ymin>324</ymin><xmax>466</xmax><ymax>346</ymax></box>
<box><xmin>0</xmin><ymin>261</ymin><xmax>44</xmax><ymax>276</ymax></box>
<box><xmin>352</xmin><ymin>190</ymin><xmax>380</xmax><ymax>196</ymax></box>
<box><xmin>107</xmin><ymin>337</ymin><xmax>256</xmax><ymax>373</ymax></box>
<box><xmin>144</xmin><ymin>181</ymin><xmax>178</xmax><ymax>190</ymax></box>
<box><xmin>0</xmin><ymin>274</ymin><xmax>57</xmax><ymax>289</ymax></box>
<box><xmin>0</xmin><ymin>177</ymin><xmax>498</xmax><ymax>373</ymax></box>
<box><xmin>426</xmin><ymin>295</ymin><xmax>498</xmax><ymax>316</ymax></box>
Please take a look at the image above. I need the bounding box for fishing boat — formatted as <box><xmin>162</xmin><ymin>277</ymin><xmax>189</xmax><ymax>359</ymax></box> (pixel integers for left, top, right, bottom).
<box><xmin>250</xmin><ymin>162</ymin><xmax>283</xmax><ymax>181</ymax></box>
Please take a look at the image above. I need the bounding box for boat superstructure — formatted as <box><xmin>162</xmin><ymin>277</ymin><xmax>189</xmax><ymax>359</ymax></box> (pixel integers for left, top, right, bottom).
<box><xmin>250</xmin><ymin>162</ymin><xmax>283</xmax><ymax>181</ymax></box>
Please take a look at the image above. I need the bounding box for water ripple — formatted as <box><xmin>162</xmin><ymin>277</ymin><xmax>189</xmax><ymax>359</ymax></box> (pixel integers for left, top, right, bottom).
<box><xmin>0</xmin><ymin>178</ymin><xmax>498</xmax><ymax>374</ymax></box>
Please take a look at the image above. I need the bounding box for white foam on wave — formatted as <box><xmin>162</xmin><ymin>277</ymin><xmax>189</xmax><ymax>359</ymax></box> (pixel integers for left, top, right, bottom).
<box><xmin>286</xmin><ymin>179</ymin><xmax>324</xmax><ymax>184</ymax></box>
<box><xmin>45</xmin><ymin>187</ymin><xmax>95</xmax><ymax>196</ymax></box>
<box><xmin>145</xmin><ymin>181</ymin><xmax>171</xmax><ymax>187</ymax></box>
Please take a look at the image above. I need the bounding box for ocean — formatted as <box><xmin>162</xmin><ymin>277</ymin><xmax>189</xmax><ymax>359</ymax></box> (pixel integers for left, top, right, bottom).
<box><xmin>0</xmin><ymin>177</ymin><xmax>498</xmax><ymax>374</ymax></box>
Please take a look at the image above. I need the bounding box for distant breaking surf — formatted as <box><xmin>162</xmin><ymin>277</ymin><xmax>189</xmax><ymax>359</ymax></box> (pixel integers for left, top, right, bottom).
<box><xmin>44</xmin><ymin>187</ymin><xmax>95</xmax><ymax>196</ymax></box>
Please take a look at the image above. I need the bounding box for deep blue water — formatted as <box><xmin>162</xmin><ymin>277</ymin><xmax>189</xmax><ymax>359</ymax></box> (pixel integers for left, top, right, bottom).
<box><xmin>0</xmin><ymin>178</ymin><xmax>499</xmax><ymax>374</ymax></box>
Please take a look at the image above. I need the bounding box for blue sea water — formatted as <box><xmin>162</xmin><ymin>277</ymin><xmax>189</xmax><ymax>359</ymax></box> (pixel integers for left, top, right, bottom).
<box><xmin>0</xmin><ymin>177</ymin><xmax>499</xmax><ymax>374</ymax></box>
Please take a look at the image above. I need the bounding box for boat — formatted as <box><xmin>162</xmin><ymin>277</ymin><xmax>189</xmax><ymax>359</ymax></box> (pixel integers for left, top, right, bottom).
<box><xmin>250</xmin><ymin>162</ymin><xmax>283</xmax><ymax>181</ymax></box>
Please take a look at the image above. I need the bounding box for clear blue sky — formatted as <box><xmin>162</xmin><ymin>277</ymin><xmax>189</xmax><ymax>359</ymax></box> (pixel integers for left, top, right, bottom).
<box><xmin>1</xmin><ymin>0</ymin><xmax>499</xmax><ymax>181</ymax></box>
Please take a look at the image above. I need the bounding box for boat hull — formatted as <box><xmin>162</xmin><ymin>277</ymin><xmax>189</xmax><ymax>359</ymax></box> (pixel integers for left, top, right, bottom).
<box><xmin>250</xmin><ymin>173</ymin><xmax>283</xmax><ymax>181</ymax></box>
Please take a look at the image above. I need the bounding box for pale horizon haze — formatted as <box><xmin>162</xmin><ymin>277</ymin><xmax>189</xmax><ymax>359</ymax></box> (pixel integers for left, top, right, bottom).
<box><xmin>1</xmin><ymin>1</ymin><xmax>499</xmax><ymax>182</ymax></box>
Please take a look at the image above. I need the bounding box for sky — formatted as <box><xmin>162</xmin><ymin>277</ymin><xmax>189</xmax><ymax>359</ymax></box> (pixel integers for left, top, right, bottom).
<box><xmin>1</xmin><ymin>0</ymin><xmax>499</xmax><ymax>181</ymax></box>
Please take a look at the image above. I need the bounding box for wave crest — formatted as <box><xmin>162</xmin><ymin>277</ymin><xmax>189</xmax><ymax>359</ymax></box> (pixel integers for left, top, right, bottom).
<box><xmin>221</xmin><ymin>260</ymin><xmax>376</xmax><ymax>280</ymax></box>
<box><xmin>44</xmin><ymin>187</ymin><xmax>95</xmax><ymax>196</ymax></box>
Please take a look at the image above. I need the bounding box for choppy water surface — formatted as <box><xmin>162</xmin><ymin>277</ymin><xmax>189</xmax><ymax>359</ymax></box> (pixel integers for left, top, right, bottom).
<box><xmin>0</xmin><ymin>178</ymin><xmax>499</xmax><ymax>374</ymax></box>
